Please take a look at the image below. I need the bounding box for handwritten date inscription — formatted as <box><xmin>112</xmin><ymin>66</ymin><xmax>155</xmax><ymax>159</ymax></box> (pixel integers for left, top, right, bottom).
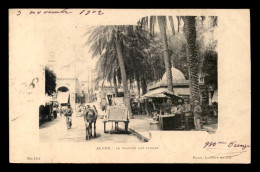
<box><xmin>16</xmin><ymin>9</ymin><xmax>104</xmax><ymax>16</ymax></box>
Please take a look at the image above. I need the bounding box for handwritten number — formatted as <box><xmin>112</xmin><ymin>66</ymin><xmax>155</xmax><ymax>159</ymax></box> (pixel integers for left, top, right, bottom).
<box><xmin>203</xmin><ymin>142</ymin><xmax>216</xmax><ymax>148</ymax></box>
<box><xmin>98</xmin><ymin>10</ymin><xmax>104</xmax><ymax>15</ymax></box>
<box><xmin>17</xmin><ymin>11</ymin><xmax>21</xmax><ymax>16</ymax></box>
<box><xmin>79</xmin><ymin>10</ymin><xmax>85</xmax><ymax>15</ymax></box>
<box><xmin>203</xmin><ymin>142</ymin><xmax>209</xmax><ymax>148</ymax></box>
<box><xmin>85</xmin><ymin>11</ymin><xmax>90</xmax><ymax>15</ymax></box>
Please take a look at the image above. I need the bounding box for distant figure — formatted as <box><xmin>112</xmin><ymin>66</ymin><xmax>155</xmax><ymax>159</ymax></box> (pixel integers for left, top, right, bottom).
<box><xmin>177</xmin><ymin>104</ymin><xmax>184</xmax><ymax>115</ymax></box>
<box><xmin>101</xmin><ymin>98</ymin><xmax>107</xmax><ymax>112</ymax></box>
<box><xmin>108</xmin><ymin>96</ymin><xmax>112</xmax><ymax>106</ymax></box>
<box><xmin>65</xmin><ymin>104</ymin><xmax>73</xmax><ymax>129</ymax></box>
<box><xmin>111</xmin><ymin>97</ymin><xmax>116</xmax><ymax>106</ymax></box>
<box><xmin>171</xmin><ymin>104</ymin><xmax>178</xmax><ymax>115</ymax></box>
<box><xmin>183</xmin><ymin>99</ymin><xmax>192</xmax><ymax>130</ymax></box>
<box><xmin>193</xmin><ymin>100</ymin><xmax>202</xmax><ymax>130</ymax></box>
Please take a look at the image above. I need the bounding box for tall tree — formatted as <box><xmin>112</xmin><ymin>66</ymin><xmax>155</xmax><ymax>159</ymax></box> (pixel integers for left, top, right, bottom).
<box><xmin>86</xmin><ymin>26</ymin><xmax>132</xmax><ymax>117</ymax></box>
<box><xmin>114</xmin><ymin>27</ymin><xmax>132</xmax><ymax>115</ymax></box>
<box><xmin>157</xmin><ymin>16</ymin><xmax>174</xmax><ymax>92</ymax></box>
<box><xmin>183</xmin><ymin>16</ymin><xmax>200</xmax><ymax>105</ymax></box>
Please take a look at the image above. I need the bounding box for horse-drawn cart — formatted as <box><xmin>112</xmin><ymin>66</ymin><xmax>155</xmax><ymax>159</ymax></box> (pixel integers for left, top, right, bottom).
<box><xmin>103</xmin><ymin>98</ymin><xmax>130</xmax><ymax>133</ymax></box>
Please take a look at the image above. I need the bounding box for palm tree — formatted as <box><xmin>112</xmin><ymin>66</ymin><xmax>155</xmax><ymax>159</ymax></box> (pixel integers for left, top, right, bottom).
<box><xmin>183</xmin><ymin>16</ymin><xmax>200</xmax><ymax>105</ymax></box>
<box><xmin>157</xmin><ymin>16</ymin><xmax>174</xmax><ymax>92</ymax></box>
<box><xmin>86</xmin><ymin>25</ymin><xmax>132</xmax><ymax>117</ymax></box>
<box><xmin>114</xmin><ymin>27</ymin><xmax>132</xmax><ymax>115</ymax></box>
<box><xmin>168</xmin><ymin>16</ymin><xmax>175</xmax><ymax>36</ymax></box>
<box><xmin>95</xmin><ymin>53</ymin><xmax>119</xmax><ymax>97</ymax></box>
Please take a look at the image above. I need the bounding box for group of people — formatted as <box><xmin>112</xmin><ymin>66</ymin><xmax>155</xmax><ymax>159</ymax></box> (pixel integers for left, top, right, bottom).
<box><xmin>61</xmin><ymin>104</ymin><xmax>99</xmax><ymax>130</ymax></box>
<box><xmin>157</xmin><ymin>98</ymin><xmax>202</xmax><ymax>130</ymax></box>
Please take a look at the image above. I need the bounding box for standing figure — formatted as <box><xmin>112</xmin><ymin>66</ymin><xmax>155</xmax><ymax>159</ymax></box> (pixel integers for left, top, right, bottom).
<box><xmin>65</xmin><ymin>104</ymin><xmax>73</xmax><ymax>129</ymax></box>
<box><xmin>193</xmin><ymin>100</ymin><xmax>202</xmax><ymax>130</ymax></box>
<box><xmin>171</xmin><ymin>104</ymin><xmax>178</xmax><ymax>115</ymax></box>
<box><xmin>177</xmin><ymin>103</ymin><xmax>184</xmax><ymax>126</ymax></box>
<box><xmin>177</xmin><ymin>103</ymin><xmax>184</xmax><ymax>114</ymax></box>
<box><xmin>183</xmin><ymin>99</ymin><xmax>192</xmax><ymax>130</ymax></box>
<box><xmin>101</xmin><ymin>98</ymin><xmax>107</xmax><ymax>113</ymax></box>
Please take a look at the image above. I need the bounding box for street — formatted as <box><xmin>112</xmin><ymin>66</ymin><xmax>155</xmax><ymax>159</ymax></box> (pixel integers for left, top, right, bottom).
<box><xmin>39</xmin><ymin>113</ymin><xmax>143</xmax><ymax>143</ymax></box>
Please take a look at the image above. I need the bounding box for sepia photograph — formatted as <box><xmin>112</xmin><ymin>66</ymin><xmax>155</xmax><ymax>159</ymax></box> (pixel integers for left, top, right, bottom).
<box><xmin>9</xmin><ymin>9</ymin><xmax>250</xmax><ymax>163</ymax></box>
<box><xmin>39</xmin><ymin>16</ymin><xmax>218</xmax><ymax>143</ymax></box>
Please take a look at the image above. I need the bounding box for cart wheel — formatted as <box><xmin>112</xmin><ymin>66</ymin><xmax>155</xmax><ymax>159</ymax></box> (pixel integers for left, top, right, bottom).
<box><xmin>49</xmin><ymin>116</ymin><xmax>54</xmax><ymax>121</ymax></box>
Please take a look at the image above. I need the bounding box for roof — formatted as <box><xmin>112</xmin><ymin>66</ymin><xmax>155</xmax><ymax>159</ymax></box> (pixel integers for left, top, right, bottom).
<box><xmin>174</xmin><ymin>88</ymin><xmax>190</xmax><ymax>96</ymax></box>
<box><xmin>148</xmin><ymin>67</ymin><xmax>188</xmax><ymax>90</ymax></box>
<box><xmin>142</xmin><ymin>88</ymin><xmax>181</xmax><ymax>99</ymax></box>
<box><xmin>161</xmin><ymin>67</ymin><xmax>186</xmax><ymax>83</ymax></box>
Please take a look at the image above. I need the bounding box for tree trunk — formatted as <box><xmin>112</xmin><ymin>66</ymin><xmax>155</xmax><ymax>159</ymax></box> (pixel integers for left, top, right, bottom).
<box><xmin>145</xmin><ymin>16</ymin><xmax>149</xmax><ymax>30</ymax></box>
<box><xmin>136</xmin><ymin>76</ymin><xmax>141</xmax><ymax>98</ymax></box>
<box><xmin>158</xmin><ymin>16</ymin><xmax>174</xmax><ymax>92</ymax></box>
<box><xmin>169</xmin><ymin>16</ymin><xmax>176</xmax><ymax>68</ymax></box>
<box><xmin>177</xmin><ymin>16</ymin><xmax>180</xmax><ymax>32</ymax></box>
<box><xmin>153</xmin><ymin>16</ymin><xmax>156</xmax><ymax>35</ymax></box>
<box><xmin>150</xmin><ymin>16</ymin><xmax>154</xmax><ymax>36</ymax></box>
<box><xmin>168</xmin><ymin>16</ymin><xmax>175</xmax><ymax>36</ymax></box>
<box><xmin>115</xmin><ymin>32</ymin><xmax>132</xmax><ymax>117</ymax></box>
<box><xmin>113</xmin><ymin>70</ymin><xmax>118</xmax><ymax>97</ymax></box>
<box><xmin>183</xmin><ymin>16</ymin><xmax>200</xmax><ymax>105</ymax></box>
<box><xmin>141</xmin><ymin>77</ymin><xmax>147</xmax><ymax>95</ymax></box>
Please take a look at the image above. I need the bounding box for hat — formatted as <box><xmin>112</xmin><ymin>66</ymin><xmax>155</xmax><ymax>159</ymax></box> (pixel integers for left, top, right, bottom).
<box><xmin>194</xmin><ymin>100</ymin><xmax>199</xmax><ymax>103</ymax></box>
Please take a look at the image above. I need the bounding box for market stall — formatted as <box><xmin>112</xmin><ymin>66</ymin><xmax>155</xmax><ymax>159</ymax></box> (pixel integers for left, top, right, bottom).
<box><xmin>141</xmin><ymin>88</ymin><xmax>184</xmax><ymax>130</ymax></box>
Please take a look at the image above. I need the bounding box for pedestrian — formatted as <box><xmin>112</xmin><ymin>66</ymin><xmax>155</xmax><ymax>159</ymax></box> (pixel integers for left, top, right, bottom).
<box><xmin>65</xmin><ymin>104</ymin><xmax>73</xmax><ymax>129</ymax></box>
<box><xmin>183</xmin><ymin>99</ymin><xmax>192</xmax><ymax>130</ymax></box>
<box><xmin>193</xmin><ymin>100</ymin><xmax>202</xmax><ymax>130</ymax></box>
<box><xmin>171</xmin><ymin>104</ymin><xmax>178</xmax><ymax>115</ymax></box>
<box><xmin>177</xmin><ymin>103</ymin><xmax>184</xmax><ymax>114</ymax></box>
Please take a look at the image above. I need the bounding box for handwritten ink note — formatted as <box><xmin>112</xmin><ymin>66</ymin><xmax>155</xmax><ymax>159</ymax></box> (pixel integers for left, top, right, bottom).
<box><xmin>200</xmin><ymin>141</ymin><xmax>250</xmax><ymax>159</ymax></box>
<box><xmin>203</xmin><ymin>141</ymin><xmax>250</xmax><ymax>150</ymax></box>
<box><xmin>16</xmin><ymin>9</ymin><xmax>105</xmax><ymax>16</ymax></box>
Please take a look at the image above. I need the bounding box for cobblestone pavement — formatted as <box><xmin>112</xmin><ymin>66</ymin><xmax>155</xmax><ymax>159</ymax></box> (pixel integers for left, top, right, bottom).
<box><xmin>39</xmin><ymin>114</ymin><xmax>143</xmax><ymax>143</ymax></box>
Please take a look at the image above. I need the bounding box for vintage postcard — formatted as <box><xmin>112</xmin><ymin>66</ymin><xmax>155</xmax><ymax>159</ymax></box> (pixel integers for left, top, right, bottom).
<box><xmin>9</xmin><ymin>9</ymin><xmax>251</xmax><ymax>163</ymax></box>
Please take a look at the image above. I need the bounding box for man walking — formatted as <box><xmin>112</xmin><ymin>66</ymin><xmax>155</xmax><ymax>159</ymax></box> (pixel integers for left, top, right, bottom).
<box><xmin>193</xmin><ymin>100</ymin><xmax>202</xmax><ymax>130</ymax></box>
<box><xmin>65</xmin><ymin>104</ymin><xmax>73</xmax><ymax>129</ymax></box>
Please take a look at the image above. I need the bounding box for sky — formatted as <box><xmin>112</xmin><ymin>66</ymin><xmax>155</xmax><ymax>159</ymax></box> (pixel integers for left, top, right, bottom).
<box><xmin>40</xmin><ymin>13</ymin><xmax>216</xmax><ymax>82</ymax></box>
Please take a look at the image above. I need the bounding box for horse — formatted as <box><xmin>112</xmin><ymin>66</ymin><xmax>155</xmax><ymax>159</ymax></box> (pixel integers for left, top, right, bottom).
<box><xmin>83</xmin><ymin>105</ymin><xmax>98</xmax><ymax>140</ymax></box>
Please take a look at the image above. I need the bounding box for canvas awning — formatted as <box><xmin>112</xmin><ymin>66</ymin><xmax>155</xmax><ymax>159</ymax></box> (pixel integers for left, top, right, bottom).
<box><xmin>142</xmin><ymin>88</ymin><xmax>182</xmax><ymax>99</ymax></box>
